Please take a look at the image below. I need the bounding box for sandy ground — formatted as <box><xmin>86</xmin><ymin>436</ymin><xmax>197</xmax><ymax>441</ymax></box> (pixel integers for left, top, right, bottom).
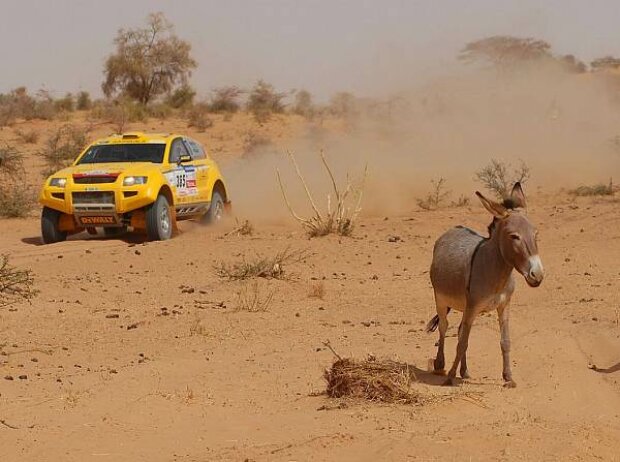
<box><xmin>1</xmin><ymin>192</ymin><xmax>619</xmax><ymax>461</ymax></box>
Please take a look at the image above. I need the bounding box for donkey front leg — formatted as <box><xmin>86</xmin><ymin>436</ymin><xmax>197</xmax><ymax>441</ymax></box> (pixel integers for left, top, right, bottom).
<box><xmin>497</xmin><ymin>304</ymin><xmax>516</xmax><ymax>388</ymax></box>
<box><xmin>444</xmin><ymin>309</ymin><xmax>475</xmax><ymax>386</ymax></box>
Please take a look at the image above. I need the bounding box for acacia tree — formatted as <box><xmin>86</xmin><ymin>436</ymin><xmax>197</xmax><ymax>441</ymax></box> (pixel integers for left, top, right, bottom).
<box><xmin>102</xmin><ymin>13</ymin><xmax>197</xmax><ymax>105</ymax></box>
<box><xmin>460</xmin><ymin>36</ymin><xmax>552</xmax><ymax>70</ymax></box>
<box><xmin>590</xmin><ymin>56</ymin><xmax>620</xmax><ymax>71</ymax></box>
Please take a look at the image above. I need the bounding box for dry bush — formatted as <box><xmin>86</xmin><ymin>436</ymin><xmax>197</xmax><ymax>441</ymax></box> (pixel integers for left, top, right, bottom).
<box><xmin>308</xmin><ymin>281</ymin><xmax>326</xmax><ymax>299</ymax></box>
<box><xmin>417</xmin><ymin>177</ymin><xmax>451</xmax><ymax>211</ymax></box>
<box><xmin>165</xmin><ymin>84</ymin><xmax>195</xmax><ymax>109</ymax></box>
<box><xmin>570</xmin><ymin>179</ymin><xmax>615</xmax><ymax>197</ymax></box>
<box><xmin>214</xmin><ymin>247</ymin><xmax>308</xmax><ymax>281</ymax></box>
<box><xmin>14</xmin><ymin>129</ymin><xmax>39</xmax><ymax>144</ymax></box>
<box><xmin>292</xmin><ymin>89</ymin><xmax>315</xmax><ymax>118</ymax></box>
<box><xmin>40</xmin><ymin>124</ymin><xmax>89</xmax><ymax>175</ymax></box>
<box><xmin>0</xmin><ymin>144</ymin><xmax>23</xmax><ymax>174</ymax></box>
<box><xmin>90</xmin><ymin>100</ymin><xmax>146</xmax><ymax>132</ymax></box>
<box><xmin>235</xmin><ymin>281</ymin><xmax>275</xmax><ymax>312</ymax></box>
<box><xmin>247</xmin><ymin>80</ymin><xmax>286</xmax><ymax>124</ymax></box>
<box><xmin>0</xmin><ymin>255</ymin><xmax>37</xmax><ymax>307</ymax></box>
<box><xmin>324</xmin><ymin>356</ymin><xmax>421</xmax><ymax>404</ymax></box>
<box><xmin>475</xmin><ymin>159</ymin><xmax>530</xmax><ymax>199</ymax></box>
<box><xmin>0</xmin><ymin>178</ymin><xmax>35</xmax><ymax>218</ymax></box>
<box><xmin>76</xmin><ymin>91</ymin><xmax>92</xmax><ymax>111</ymax></box>
<box><xmin>277</xmin><ymin>150</ymin><xmax>367</xmax><ymax>237</ymax></box>
<box><xmin>451</xmin><ymin>194</ymin><xmax>471</xmax><ymax>207</ymax></box>
<box><xmin>147</xmin><ymin>102</ymin><xmax>173</xmax><ymax>120</ymax></box>
<box><xmin>54</xmin><ymin>93</ymin><xmax>74</xmax><ymax>113</ymax></box>
<box><xmin>186</xmin><ymin>103</ymin><xmax>213</xmax><ymax>131</ymax></box>
<box><xmin>209</xmin><ymin>86</ymin><xmax>243</xmax><ymax>113</ymax></box>
<box><xmin>224</xmin><ymin>218</ymin><xmax>254</xmax><ymax>237</ymax></box>
<box><xmin>242</xmin><ymin>130</ymin><xmax>272</xmax><ymax>157</ymax></box>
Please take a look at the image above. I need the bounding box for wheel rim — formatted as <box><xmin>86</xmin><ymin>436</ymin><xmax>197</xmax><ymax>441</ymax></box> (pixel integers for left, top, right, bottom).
<box><xmin>160</xmin><ymin>205</ymin><xmax>170</xmax><ymax>235</ymax></box>
<box><xmin>213</xmin><ymin>201</ymin><xmax>223</xmax><ymax>221</ymax></box>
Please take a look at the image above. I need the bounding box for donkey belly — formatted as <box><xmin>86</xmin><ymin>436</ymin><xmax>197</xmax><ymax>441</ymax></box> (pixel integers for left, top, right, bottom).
<box><xmin>430</xmin><ymin>226</ymin><xmax>485</xmax><ymax>312</ymax></box>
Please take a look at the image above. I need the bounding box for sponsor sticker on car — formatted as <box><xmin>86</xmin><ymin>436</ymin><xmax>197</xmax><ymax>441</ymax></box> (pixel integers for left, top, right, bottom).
<box><xmin>79</xmin><ymin>216</ymin><xmax>117</xmax><ymax>225</ymax></box>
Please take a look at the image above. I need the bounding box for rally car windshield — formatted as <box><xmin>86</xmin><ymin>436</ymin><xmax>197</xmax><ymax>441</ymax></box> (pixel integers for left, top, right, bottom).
<box><xmin>77</xmin><ymin>144</ymin><xmax>166</xmax><ymax>164</ymax></box>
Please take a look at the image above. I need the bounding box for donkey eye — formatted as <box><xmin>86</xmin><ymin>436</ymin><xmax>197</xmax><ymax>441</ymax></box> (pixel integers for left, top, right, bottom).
<box><xmin>510</xmin><ymin>233</ymin><xmax>521</xmax><ymax>241</ymax></box>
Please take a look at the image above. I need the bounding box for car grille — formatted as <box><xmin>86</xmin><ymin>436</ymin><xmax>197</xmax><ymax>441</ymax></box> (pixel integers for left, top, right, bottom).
<box><xmin>73</xmin><ymin>175</ymin><xmax>118</xmax><ymax>184</ymax></box>
<box><xmin>72</xmin><ymin>191</ymin><xmax>115</xmax><ymax>212</ymax></box>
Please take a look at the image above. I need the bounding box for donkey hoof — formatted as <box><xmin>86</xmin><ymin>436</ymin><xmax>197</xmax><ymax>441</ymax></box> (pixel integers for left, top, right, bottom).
<box><xmin>460</xmin><ymin>370</ymin><xmax>471</xmax><ymax>380</ymax></box>
<box><xmin>442</xmin><ymin>377</ymin><xmax>457</xmax><ymax>387</ymax></box>
<box><xmin>432</xmin><ymin>369</ymin><xmax>446</xmax><ymax>376</ymax></box>
<box><xmin>503</xmin><ymin>380</ymin><xmax>517</xmax><ymax>389</ymax></box>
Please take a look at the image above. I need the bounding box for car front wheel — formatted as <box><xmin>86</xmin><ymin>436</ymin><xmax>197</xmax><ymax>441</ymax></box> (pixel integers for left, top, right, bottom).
<box><xmin>41</xmin><ymin>207</ymin><xmax>68</xmax><ymax>244</ymax></box>
<box><xmin>145</xmin><ymin>194</ymin><xmax>172</xmax><ymax>241</ymax></box>
<box><xmin>203</xmin><ymin>190</ymin><xmax>224</xmax><ymax>224</ymax></box>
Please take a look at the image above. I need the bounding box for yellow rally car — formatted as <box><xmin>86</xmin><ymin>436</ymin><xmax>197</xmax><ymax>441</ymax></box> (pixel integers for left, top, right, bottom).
<box><xmin>39</xmin><ymin>132</ymin><xmax>229</xmax><ymax>243</ymax></box>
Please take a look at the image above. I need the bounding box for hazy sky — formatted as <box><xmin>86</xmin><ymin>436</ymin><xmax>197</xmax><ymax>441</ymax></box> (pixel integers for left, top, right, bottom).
<box><xmin>1</xmin><ymin>0</ymin><xmax>620</xmax><ymax>100</ymax></box>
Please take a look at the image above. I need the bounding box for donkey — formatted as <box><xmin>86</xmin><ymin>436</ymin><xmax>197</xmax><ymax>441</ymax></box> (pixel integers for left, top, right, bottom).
<box><xmin>427</xmin><ymin>183</ymin><xmax>544</xmax><ymax>387</ymax></box>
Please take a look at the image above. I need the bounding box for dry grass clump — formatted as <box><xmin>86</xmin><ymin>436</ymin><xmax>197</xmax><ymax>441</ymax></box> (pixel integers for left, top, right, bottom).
<box><xmin>224</xmin><ymin>218</ymin><xmax>254</xmax><ymax>237</ymax></box>
<box><xmin>324</xmin><ymin>356</ymin><xmax>422</xmax><ymax>404</ymax></box>
<box><xmin>0</xmin><ymin>179</ymin><xmax>35</xmax><ymax>218</ymax></box>
<box><xmin>0</xmin><ymin>144</ymin><xmax>23</xmax><ymax>174</ymax></box>
<box><xmin>277</xmin><ymin>149</ymin><xmax>367</xmax><ymax>237</ymax></box>
<box><xmin>214</xmin><ymin>247</ymin><xmax>308</xmax><ymax>280</ymax></box>
<box><xmin>475</xmin><ymin>159</ymin><xmax>530</xmax><ymax>200</ymax></box>
<box><xmin>417</xmin><ymin>177</ymin><xmax>451</xmax><ymax>211</ymax></box>
<box><xmin>308</xmin><ymin>281</ymin><xmax>326</xmax><ymax>299</ymax></box>
<box><xmin>235</xmin><ymin>281</ymin><xmax>275</xmax><ymax>312</ymax></box>
<box><xmin>570</xmin><ymin>179</ymin><xmax>615</xmax><ymax>197</ymax></box>
<box><xmin>186</xmin><ymin>102</ymin><xmax>213</xmax><ymax>131</ymax></box>
<box><xmin>0</xmin><ymin>255</ymin><xmax>37</xmax><ymax>306</ymax></box>
<box><xmin>14</xmin><ymin>129</ymin><xmax>39</xmax><ymax>144</ymax></box>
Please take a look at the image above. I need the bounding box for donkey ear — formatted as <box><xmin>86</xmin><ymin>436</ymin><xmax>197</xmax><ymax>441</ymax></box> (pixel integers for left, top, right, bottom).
<box><xmin>476</xmin><ymin>191</ymin><xmax>508</xmax><ymax>218</ymax></box>
<box><xmin>510</xmin><ymin>182</ymin><xmax>527</xmax><ymax>209</ymax></box>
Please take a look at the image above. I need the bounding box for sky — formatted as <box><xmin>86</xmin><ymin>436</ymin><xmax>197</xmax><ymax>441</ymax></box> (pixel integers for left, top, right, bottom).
<box><xmin>1</xmin><ymin>0</ymin><xmax>620</xmax><ymax>101</ymax></box>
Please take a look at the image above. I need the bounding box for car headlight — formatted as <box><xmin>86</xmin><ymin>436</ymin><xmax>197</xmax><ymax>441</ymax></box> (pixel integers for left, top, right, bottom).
<box><xmin>49</xmin><ymin>177</ymin><xmax>67</xmax><ymax>188</ymax></box>
<box><xmin>123</xmin><ymin>176</ymin><xmax>148</xmax><ymax>186</ymax></box>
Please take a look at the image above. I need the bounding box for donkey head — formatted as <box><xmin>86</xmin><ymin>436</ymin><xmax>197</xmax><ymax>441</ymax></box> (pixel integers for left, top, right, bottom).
<box><xmin>476</xmin><ymin>183</ymin><xmax>544</xmax><ymax>287</ymax></box>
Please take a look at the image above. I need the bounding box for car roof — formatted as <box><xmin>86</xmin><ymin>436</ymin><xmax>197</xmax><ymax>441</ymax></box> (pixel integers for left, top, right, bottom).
<box><xmin>92</xmin><ymin>132</ymin><xmax>184</xmax><ymax>145</ymax></box>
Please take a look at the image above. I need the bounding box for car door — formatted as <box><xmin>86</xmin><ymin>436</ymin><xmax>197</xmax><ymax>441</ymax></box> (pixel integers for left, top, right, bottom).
<box><xmin>183</xmin><ymin>138</ymin><xmax>210</xmax><ymax>203</ymax></box>
<box><xmin>168</xmin><ymin>137</ymin><xmax>200</xmax><ymax>205</ymax></box>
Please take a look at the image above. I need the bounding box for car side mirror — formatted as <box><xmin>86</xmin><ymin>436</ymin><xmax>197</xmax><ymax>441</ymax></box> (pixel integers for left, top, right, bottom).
<box><xmin>177</xmin><ymin>154</ymin><xmax>192</xmax><ymax>165</ymax></box>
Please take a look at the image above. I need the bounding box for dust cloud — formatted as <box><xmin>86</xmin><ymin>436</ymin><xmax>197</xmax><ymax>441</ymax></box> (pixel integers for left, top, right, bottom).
<box><xmin>225</xmin><ymin>62</ymin><xmax>620</xmax><ymax>223</ymax></box>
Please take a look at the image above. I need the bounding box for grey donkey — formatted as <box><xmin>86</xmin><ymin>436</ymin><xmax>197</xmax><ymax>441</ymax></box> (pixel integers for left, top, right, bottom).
<box><xmin>427</xmin><ymin>183</ymin><xmax>544</xmax><ymax>387</ymax></box>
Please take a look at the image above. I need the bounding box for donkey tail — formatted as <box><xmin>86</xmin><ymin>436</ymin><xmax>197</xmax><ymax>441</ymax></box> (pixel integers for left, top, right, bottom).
<box><xmin>425</xmin><ymin>307</ymin><xmax>451</xmax><ymax>333</ymax></box>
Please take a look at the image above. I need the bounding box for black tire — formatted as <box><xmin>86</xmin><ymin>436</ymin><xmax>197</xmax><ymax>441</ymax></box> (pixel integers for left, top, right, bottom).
<box><xmin>203</xmin><ymin>190</ymin><xmax>225</xmax><ymax>224</ymax></box>
<box><xmin>41</xmin><ymin>207</ymin><xmax>67</xmax><ymax>244</ymax></box>
<box><xmin>145</xmin><ymin>194</ymin><xmax>172</xmax><ymax>241</ymax></box>
<box><xmin>103</xmin><ymin>226</ymin><xmax>128</xmax><ymax>237</ymax></box>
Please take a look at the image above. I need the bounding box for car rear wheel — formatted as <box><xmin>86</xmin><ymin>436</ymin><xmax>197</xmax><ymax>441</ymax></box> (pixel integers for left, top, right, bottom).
<box><xmin>145</xmin><ymin>194</ymin><xmax>172</xmax><ymax>241</ymax></box>
<box><xmin>203</xmin><ymin>190</ymin><xmax>224</xmax><ymax>224</ymax></box>
<box><xmin>41</xmin><ymin>207</ymin><xmax>67</xmax><ymax>244</ymax></box>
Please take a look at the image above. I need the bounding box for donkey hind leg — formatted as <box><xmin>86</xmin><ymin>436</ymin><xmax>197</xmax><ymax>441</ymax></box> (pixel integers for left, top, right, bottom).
<box><xmin>433</xmin><ymin>302</ymin><xmax>450</xmax><ymax>374</ymax></box>
<box><xmin>444</xmin><ymin>309</ymin><xmax>475</xmax><ymax>386</ymax></box>
<box><xmin>458</xmin><ymin>321</ymin><xmax>471</xmax><ymax>379</ymax></box>
<box><xmin>498</xmin><ymin>304</ymin><xmax>516</xmax><ymax>388</ymax></box>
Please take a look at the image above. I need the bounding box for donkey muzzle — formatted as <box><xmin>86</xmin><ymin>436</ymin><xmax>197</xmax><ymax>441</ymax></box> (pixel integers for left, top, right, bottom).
<box><xmin>523</xmin><ymin>255</ymin><xmax>544</xmax><ymax>287</ymax></box>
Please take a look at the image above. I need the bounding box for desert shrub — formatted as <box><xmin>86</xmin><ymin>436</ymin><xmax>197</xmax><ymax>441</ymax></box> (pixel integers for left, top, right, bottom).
<box><xmin>570</xmin><ymin>179</ymin><xmax>615</xmax><ymax>197</ymax></box>
<box><xmin>165</xmin><ymin>84</ymin><xmax>195</xmax><ymax>109</ymax></box>
<box><xmin>451</xmin><ymin>194</ymin><xmax>471</xmax><ymax>207</ymax></box>
<box><xmin>242</xmin><ymin>130</ymin><xmax>272</xmax><ymax>157</ymax></box>
<box><xmin>235</xmin><ymin>281</ymin><xmax>275</xmax><ymax>312</ymax></box>
<box><xmin>76</xmin><ymin>91</ymin><xmax>92</xmax><ymax>110</ymax></box>
<box><xmin>209</xmin><ymin>86</ymin><xmax>243</xmax><ymax>113</ymax></box>
<box><xmin>54</xmin><ymin>93</ymin><xmax>74</xmax><ymax>112</ymax></box>
<box><xmin>224</xmin><ymin>218</ymin><xmax>254</xmax><ymax>237</ymax></box>
<box><xmin>14</xmin><ymin>129</ymin><xmax>39</xmax><ymax>144</ymax></box>
<box><xmin>475</xmin><ymin>159</ymin><xmax>530</xmax><ymax>199</ymax></box>
<box><xmin>0</xmin><ymin>178</ymin><xmax>35</xmax><ymax>218</ymax></box>
<box><xmin>247</xmin><ymin>80</ymin><xmax>286</xmax><ymax>124</ymax></box>
<box><xmin>90</xmin><ymin>99</ymin><xmax>146</xmax><ymax>133</ymax></box>
<box><xmin>214</xmin><ymin>247</ymin><xmax>308</xmax><ymax>281</ymax></box>
<box><xmin>40</xmin><ymin>124</ymin><xmax>89</xmax><ymax>175</ymax></box>
<box><xmin>277</xmin><ymin>150</ymin><xmax>367</xmax><ymax>237</ymax></box>
<box><xmin>0</xmin><ymin>255</ymin><xmax>37</xmax><ymax>306</ymax></box>
<box><xmin>0</xmin><ymin>144</ymin><xmax>23</xmax><ymax>174</ymax></box>
<box><xmin>329</xmin><ymin>91</ymin><xmax>358</xmax><ymax>117</ymax></box>
<box><xmin>186</xmin><ymin>102</ymin><xmax>212</xmax><ymax>131</ymax></box>
<box><xmin>292</xmin><ymin>89</ymin><xmax>314</xmax><ymax>118</ymax></box>
<box><xmin>417</xmin><ymin>178</ymin><xmax>451</xmax><ymax>211</ymax></box>
<box><xmin>147</xmin><ymin>102</ymin><xmax>173</xmax><ymax>119</ymax></box>
<box><xmin>308</xmin><ymin>281</ymin><xmax>325</xmax><ymax>299</ymax></box>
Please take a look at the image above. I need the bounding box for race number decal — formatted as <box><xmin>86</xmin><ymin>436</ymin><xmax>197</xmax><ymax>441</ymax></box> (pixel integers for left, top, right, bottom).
<box><xmin>166</xmin><ymin>166</ymin><xmax>198</xmax><ymax>196</ymax></box>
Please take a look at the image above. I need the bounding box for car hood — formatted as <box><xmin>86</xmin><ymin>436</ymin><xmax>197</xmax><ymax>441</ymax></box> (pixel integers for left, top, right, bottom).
<box><xmin>51</xmin><ymin>162</ymin><xmax>162</xmax><ymax>178</ymax></box>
